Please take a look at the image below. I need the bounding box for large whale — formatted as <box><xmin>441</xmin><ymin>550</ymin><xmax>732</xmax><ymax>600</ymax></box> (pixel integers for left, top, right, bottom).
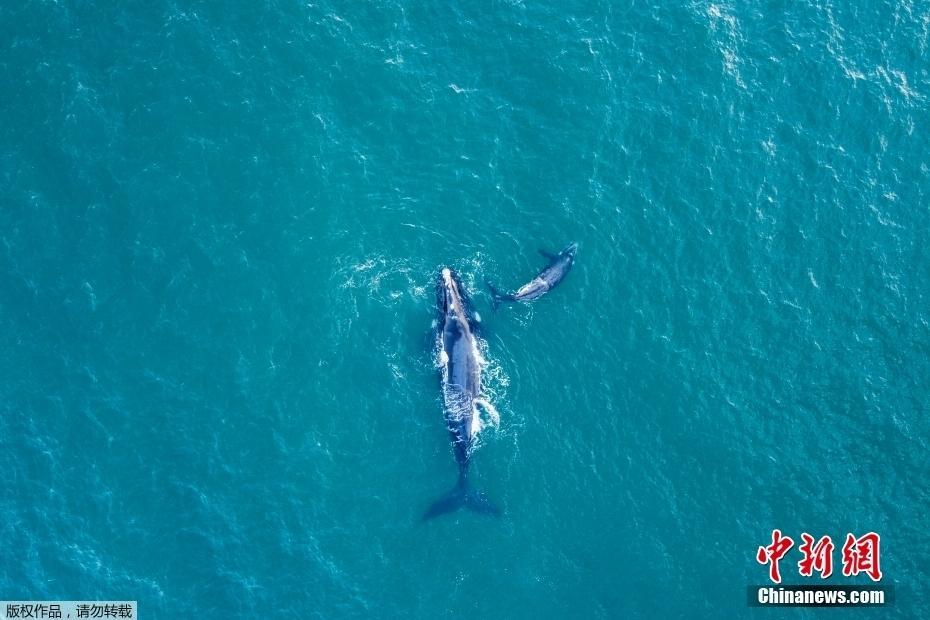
<box><xmin>424</xmin><ymin>268</ymin><xmax>500</xmax><ymax>519</ymax></box>
<box><xmin>487</xmin><ymin>242</ymin><xmax>578</xmax><ymax>308</ymax></box>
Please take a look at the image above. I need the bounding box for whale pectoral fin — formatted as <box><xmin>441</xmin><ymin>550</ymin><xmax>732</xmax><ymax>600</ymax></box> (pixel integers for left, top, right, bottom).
<box><xmin>538</xmin><ymin>248</ymin><xmax>557</xmax><ymax>260</ymax></box>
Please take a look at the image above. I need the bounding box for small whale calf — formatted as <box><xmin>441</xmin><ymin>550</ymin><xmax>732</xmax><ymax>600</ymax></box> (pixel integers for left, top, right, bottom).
<box><xmin>424</xmin><ymin>268</ymin><xmax>500</xmax><ymax>519</ymax></box>
<box><xmin>487</xmin><ymin>242</ymin><xmax>578</xmax><ymax>308</ymax></box>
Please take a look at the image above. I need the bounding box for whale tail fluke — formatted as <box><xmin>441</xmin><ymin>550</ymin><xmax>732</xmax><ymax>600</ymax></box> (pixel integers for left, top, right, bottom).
<box><xmin>486</xmin><ymin>281</ymin><xmax>511</xmax><ymax>311</ymax></box>
<box><xmin>423</xmin><ymin>472</ymin><xmax>500</xmax><ymax>520</ymax></box>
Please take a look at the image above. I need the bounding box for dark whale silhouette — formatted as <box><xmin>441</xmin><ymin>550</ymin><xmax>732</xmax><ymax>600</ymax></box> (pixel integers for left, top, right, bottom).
<box><xmin>424</xmin><ymin>268</ymin><xmax>500</xmax><ymax>519</ymax></box>
<box><xmin>487</xmin><ymin>242</ymin><xmax>578</xmax><ymax>308</ymax></box>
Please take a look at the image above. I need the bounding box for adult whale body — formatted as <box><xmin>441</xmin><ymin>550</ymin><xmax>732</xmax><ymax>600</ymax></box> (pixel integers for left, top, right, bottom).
<box><xmin>487</xmin><ymin>242</ymin><xmax>578</xmax><ymax>308</ymax></box>
<box><xmin>425</xmin><ymin>268</ymin><xmax>500</xmax><ymax>519</ymax></box>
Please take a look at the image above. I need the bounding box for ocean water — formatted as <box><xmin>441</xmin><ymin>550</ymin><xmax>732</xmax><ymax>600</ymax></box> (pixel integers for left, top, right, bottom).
<box><xmin>1</xmin><ymin>0</ymin><xmax>928</xmax><ymax>617</ymax></box>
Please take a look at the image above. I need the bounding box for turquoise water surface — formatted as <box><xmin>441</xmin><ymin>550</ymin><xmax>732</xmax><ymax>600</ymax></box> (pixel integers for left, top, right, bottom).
<box><xmin>2</xmin><ymin>1</ymin><xmax>928</xmax><ymax>618</ymax></box>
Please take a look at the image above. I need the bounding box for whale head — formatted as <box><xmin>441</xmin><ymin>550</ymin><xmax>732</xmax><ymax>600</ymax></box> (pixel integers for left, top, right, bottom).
<box><xmin>437</xmin><ymin>267</ymin><xmax>461</xmax><ymax>315</ymax></box>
